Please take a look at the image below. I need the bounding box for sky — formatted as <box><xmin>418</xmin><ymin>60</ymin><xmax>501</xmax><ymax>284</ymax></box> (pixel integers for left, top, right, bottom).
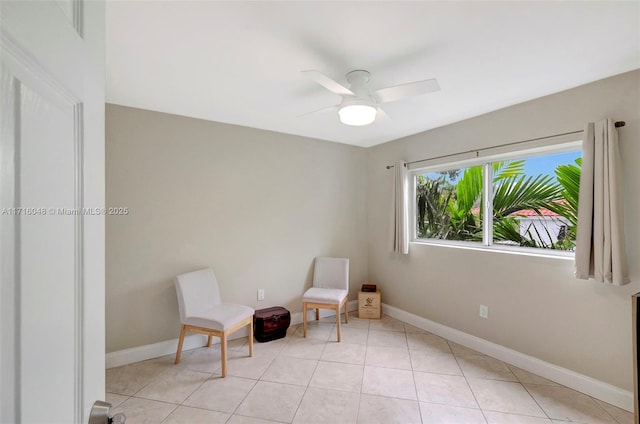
<box><xmin>524</xmin><ymin>151</ymin><xmax>581</xmax><ymax>179</ymax></box>
<box><xmin>422</xmin><ymin>150</ymin><xmax>581</xmax><ymax>183</ymax></box>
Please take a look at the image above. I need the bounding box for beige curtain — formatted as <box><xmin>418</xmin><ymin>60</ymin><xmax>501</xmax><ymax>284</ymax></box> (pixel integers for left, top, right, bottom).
<box><xmin>575</xmin><ymin>118</ymin><xmax>630</xmax><ymax>285</ymax></box>
<box><xmin>391</xmin><ymin>160</ymin><xmax>409</xmax><ymax>254</ymax></box>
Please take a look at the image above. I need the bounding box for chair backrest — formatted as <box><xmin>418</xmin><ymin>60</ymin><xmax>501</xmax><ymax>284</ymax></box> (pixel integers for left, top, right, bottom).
<box><xmin>313</xmin><ymin>257</ymin><xmax>349</xmax><ymax>290</ymax></box>
<box><xmin>175</xmin><ymin>268</ymin><xmax>221</xmax><ymax>321</ymax></box>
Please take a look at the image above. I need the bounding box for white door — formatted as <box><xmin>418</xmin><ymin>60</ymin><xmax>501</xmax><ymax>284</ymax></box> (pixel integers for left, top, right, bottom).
<box><xmin>0</xmin><ymin>1</ymin><xmax>105</xmax><ymax>423</ymax></box>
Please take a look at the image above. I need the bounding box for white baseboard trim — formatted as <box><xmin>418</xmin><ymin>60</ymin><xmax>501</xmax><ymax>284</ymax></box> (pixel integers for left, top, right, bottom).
<box><xmin>106</xmin><ymin>300</ymin><xmax>632</xmax><ymax>412</ymax></box>
<box><xmin>106</xmin><ymin>300</ymin><xmax>359</xmax><ymax>369</ymax></box>
<box><xmin>106</xmin><ymin>333</ymin><xmax>208</xmax><ymax>369</ymax></box>
<box><xmin>381</xmin><ymin>303</ymin><xmax>634</xmax><ymax>413</ymax></box>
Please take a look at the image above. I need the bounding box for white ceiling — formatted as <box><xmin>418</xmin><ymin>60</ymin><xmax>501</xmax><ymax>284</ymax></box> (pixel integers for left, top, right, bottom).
<box><xmin>106</xmin><ymin>1</ymin><xmax>640</xmax><ymax>148</ymax></box>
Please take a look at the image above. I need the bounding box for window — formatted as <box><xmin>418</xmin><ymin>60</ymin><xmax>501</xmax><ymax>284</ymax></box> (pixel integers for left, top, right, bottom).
<box><xmin>412</xmin><ymin>146</ymin><xmax>581</xmax><ymax>254</ymax></box>
<box><xmin>416</xmin><ymin>165</ymin><xmax>484</xmax><ymax>242</ymax></box>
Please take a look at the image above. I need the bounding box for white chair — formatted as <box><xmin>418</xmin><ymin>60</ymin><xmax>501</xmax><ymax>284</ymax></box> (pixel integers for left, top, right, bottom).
<box><xmin>302</xmin><ymin>257</ymin><xmax>349</xmax><ymax>342</ymax></box>
<box><xmin>174</xmin><ymin>268</ymin><xmax>254</xmax><ymax>377</ymax></box>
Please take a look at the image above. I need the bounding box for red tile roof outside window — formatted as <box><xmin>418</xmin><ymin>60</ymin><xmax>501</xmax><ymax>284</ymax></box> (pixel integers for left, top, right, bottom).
<box><xmin>471</xmin><ymin>200</ymin><xmax>567</xmax><ymax>218</ymax></box>
<box><xmin>515</xmin><ymin>208</ymin><xmax>560</xmax><ymax>217</ymax></box>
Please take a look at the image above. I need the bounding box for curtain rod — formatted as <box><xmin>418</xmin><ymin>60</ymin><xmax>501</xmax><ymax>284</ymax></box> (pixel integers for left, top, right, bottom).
<box><xmin>385</xmin><ymin>120</ymin><xmax>626</xmax><ymax>169</ymax></box>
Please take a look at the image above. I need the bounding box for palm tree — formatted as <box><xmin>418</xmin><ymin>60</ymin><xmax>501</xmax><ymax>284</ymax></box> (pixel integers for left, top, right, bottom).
<box><xmin>546</xmin><ymin>158</ymin><xmax>581</xmax><ymax>250</ymax></box>
<box><xmin>416</xmin><ymin>160</ymin><xmax>566</xmax><ymax>247</ymax></box>
<box><xmin>416</xmin><ymin>174</ymin><xmax>455</xmax><ymax>239</ymax></box>
<box><xmin>444</xmin><ymin>165</ymin><xmax>483</xmax><ymax>240</ymax></box>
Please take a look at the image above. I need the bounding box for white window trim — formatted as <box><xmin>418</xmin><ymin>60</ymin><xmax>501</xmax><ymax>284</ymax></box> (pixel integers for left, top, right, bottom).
<box><xmin>482</xmin><ymin>162</ymin><xmax>492</xmax><ymax>246</ymax></box>
<box><xmin>409</xmin><ymin>140</ymin><xmax>581</xmax><ymax>258</ymax></box>
<box><xmin>411</xmin><ymin>238</ymin><xmax>575</xmax><ymax>260</ymax></box>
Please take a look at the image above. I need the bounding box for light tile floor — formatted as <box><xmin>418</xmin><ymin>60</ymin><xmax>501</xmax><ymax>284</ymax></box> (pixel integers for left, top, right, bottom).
<box><xmin>107</xmin><ymin>313</ymin><xmax>634</xmax><ymax>424</ymax></box>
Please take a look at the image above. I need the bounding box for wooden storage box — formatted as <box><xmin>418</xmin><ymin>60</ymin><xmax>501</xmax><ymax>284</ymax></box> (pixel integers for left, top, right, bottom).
<box><xmin>253</xmin><ymin>306</ymin><xmax>290</xmax><ymax>342</ymax></box>
<box><xmin>358</xmin><ymin>289</ymin><xmax>381</xmax><ymax>319</ymax></box>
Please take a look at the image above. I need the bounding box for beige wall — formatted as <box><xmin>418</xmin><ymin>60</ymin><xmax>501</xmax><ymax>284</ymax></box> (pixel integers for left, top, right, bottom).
<box><xmin>107</xmin><ymin>70</ymin><xmax>638</xmax><ymax>391</ymax></box>
<box><xmin>106</xmin><ymin>105</ymin><xmax>368</xmax><ymax>352</ymax></box>
<box><xmin>366</xmin><ymin>70</ymin><xmax>640</xmax><ymax>391</ymax></box>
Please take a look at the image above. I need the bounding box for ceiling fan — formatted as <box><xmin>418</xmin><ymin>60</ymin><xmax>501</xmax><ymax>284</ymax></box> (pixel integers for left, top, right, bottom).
<box><xmin>302</xmin><ymin>69</ymin><xmax>440</xmax><ymax>126</ymax></box>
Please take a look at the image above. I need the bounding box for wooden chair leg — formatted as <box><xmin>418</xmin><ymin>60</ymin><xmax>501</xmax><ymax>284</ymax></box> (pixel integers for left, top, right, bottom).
<box><xmin>344</xmin><ymin>300</ymin><xmax>348</xmax><ymax>324</ymax></box>
<box><xmin>303</xmin><ymin>302</ymin><xmax>308</xmax><ymax>338</ymax></box>
<box><xmin>335</xmin><ymin>305</ymin><xmax>341</xmax><ymax>342</ymax></box>
<box><xmin>207</xmin><ymin>335</ymin><xmax>213</xmax><ymax>347</ymax></box>
<box><xmin>248</xmin><ymin>320</ymin><xmax>254</xmax><ymax>357</ymax></box>
<box><xmin>175</xmin><ymin>325</ymin><xmax>187</xmax><ymax>364</ymax></box>
<box><xmin>220</xmin><ymin>332</ymin><xmax>228</xmax><ymax>377</ymax></box>
<box><xmin>315</xmin><ymin>308</ymin><xmax>320</xmax><ymax>321</ymax></box>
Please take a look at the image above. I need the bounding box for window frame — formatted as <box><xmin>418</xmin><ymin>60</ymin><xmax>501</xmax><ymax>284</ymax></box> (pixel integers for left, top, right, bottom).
<box><xmin>409</xmin><ymin>140</ymin><xmax>582</xmax><ymax>258</ymax></box>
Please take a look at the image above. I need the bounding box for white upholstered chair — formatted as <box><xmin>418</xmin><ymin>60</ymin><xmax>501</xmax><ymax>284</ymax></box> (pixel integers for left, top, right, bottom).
<box><xmin>302</xmin><ymin>257</ymin><xmax>349</xmax><ymax>342</ymax></box>
<box><xmin>174</xmin><ymin>268</ymin><xmax>254</xmax><ymax>377</ymax></box>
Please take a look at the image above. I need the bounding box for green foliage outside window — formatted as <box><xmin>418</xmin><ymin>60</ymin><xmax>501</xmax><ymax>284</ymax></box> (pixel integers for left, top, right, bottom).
<box><xmin>416</xmin><ymin>158</ymin><xmax>581</xmax><ymax>251</ymax></box>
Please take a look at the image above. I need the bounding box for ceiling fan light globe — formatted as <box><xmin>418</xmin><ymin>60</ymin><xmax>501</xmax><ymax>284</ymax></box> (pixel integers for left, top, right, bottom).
<box><xmin>338</xmin><ymin>104</ymin><xmax>377</xmax><ymax>126</ymax></box>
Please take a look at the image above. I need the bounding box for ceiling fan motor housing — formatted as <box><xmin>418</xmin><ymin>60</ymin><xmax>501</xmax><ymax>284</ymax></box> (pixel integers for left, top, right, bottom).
<box><xmin>345</xmin><ymin>70</ymin><xmax>373</xmax><ymax>98</ymax></box>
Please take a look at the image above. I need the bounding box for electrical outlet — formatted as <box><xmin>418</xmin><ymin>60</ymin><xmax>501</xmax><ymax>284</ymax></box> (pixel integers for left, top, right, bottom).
<box><xmin>257</xmin><ymin>289</ymin><xmax>265</xmax><ymax>301</ymax></box>
<box><xmin>479</xmin><ymin>305</ymin><xmax>489</xmax><ymax>319</ymax></box>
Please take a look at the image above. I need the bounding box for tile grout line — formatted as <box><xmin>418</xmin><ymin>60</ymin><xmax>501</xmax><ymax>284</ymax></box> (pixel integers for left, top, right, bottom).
<box><xmin>129</xmin><ymin>360</ymin><xmax>215</xmax><ymax>416</ymax></box>
<box><xmin>110</xmin><ymin>360</ymin><xmax>177</xmax><ymax>405</ymax></box>
<box><xmin>289</xmin><ymin>346</ymin><xmax>325</xmax><ymax>424</ymax></box>
<box><xmin>175</xmin><ymin>367</ymin><xmax>216</xmax><ymax>413</ymax></box>
<box><xmin>407</xmin><ymin>329</ymin><xmax>425</xmax><ymax>424</ymax></box>
<box><xmin>227</xmin><ymin>370</ymin><xmax>262</xmax><ymax>418</ymax></box>
<box><xmin>193</xmin><ymin>337</ymin><xmax>270</xmax><ymax>420</ymax></box>
<box><xmin>117</xmin><ymin>395</ymin><xmax>180</xmax><ymax>422</ymax></box>
<box><xmin>261</xmin><ymin>320</ymin><xmax>336</xmax><ymax>423</ymax></box>
<box><xmin>590</xmin><ymin>396</ymin><xmax>630</xmax><ymax>424</ymax></box>
<box><xmin>232</xmin><ymin>327</ymin><xmax>306</xmax><ymax>421</ymax></box>
<box><xmin>108</xmin><ymin>313</ymin><xmax>632</xmax><ymax>423</ymax></box>
<box><xmin>158</xmin><ymin>403</ymin><xmax>180</xmax><ymax>424</ymax></box>
<box><xmin>447</xmin><ymin>339</ymin><xmax>489</xmax><ymax>423</ymax></box>
<box><xmin>355</xmin><ymin>323</ymin><xmax>370</xmax><ymax>423</ymax></box>
<box><xmin>520</xmin><ymin>383</ymin><xmax>559</xmax><ymax>421</ymax></box>
<box><xmin>398</xmin><ymin>324</ymin><xmax>425</xmax><ymax>423</ymax></box>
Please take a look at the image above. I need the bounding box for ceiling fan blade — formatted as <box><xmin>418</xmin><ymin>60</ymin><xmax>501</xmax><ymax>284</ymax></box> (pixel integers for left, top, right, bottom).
<box><xmin>297</xmin><ymin>104</ymin><xmax>339</xmax><ymax>118</ymax></box>
<box><xmin>376</xmin><ymin>107</ymin><xmax>390</xmax><ymax>121</ymax></box>
<box><xmin>302</xmin><ymin>70</ymin><xmax>354</xmax><ymax>96</ymax></box>
<box><xmin>374</xmin><ymin>78</ymin><xmax>440</xmax><ymax>104</ymax></box>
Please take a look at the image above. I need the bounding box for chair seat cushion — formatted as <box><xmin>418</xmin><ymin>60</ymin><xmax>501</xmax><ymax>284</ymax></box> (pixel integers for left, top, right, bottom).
<box><xmin>302</xmin><ymin>287</ymin><xmax>348</xmax><ymax>305</ymax></box>
<box><xmin>183</xmin><ymin>303</ymin><xmax>254</xmax><ymax>331</ymax></box>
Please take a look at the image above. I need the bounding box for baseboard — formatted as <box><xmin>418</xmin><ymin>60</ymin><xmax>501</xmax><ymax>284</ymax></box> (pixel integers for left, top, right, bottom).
<box><xmin>381</xmin><ymin>303</ymin><xmax>634</xmax><ymax>413</ymax></box>
<box><xmin>105</xmin><ymin>300</ymin><xmax>632</xmax><ymax>412</ymax></box>
<box><xmin>106</xmin><ymin>300</ymin><xmax>359</xmax><ymax>369</ymax></box>
<box><xmin>106</xmin><ymin>333</ymin><xmax>207</xmax><ymax>369</ymax></box>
